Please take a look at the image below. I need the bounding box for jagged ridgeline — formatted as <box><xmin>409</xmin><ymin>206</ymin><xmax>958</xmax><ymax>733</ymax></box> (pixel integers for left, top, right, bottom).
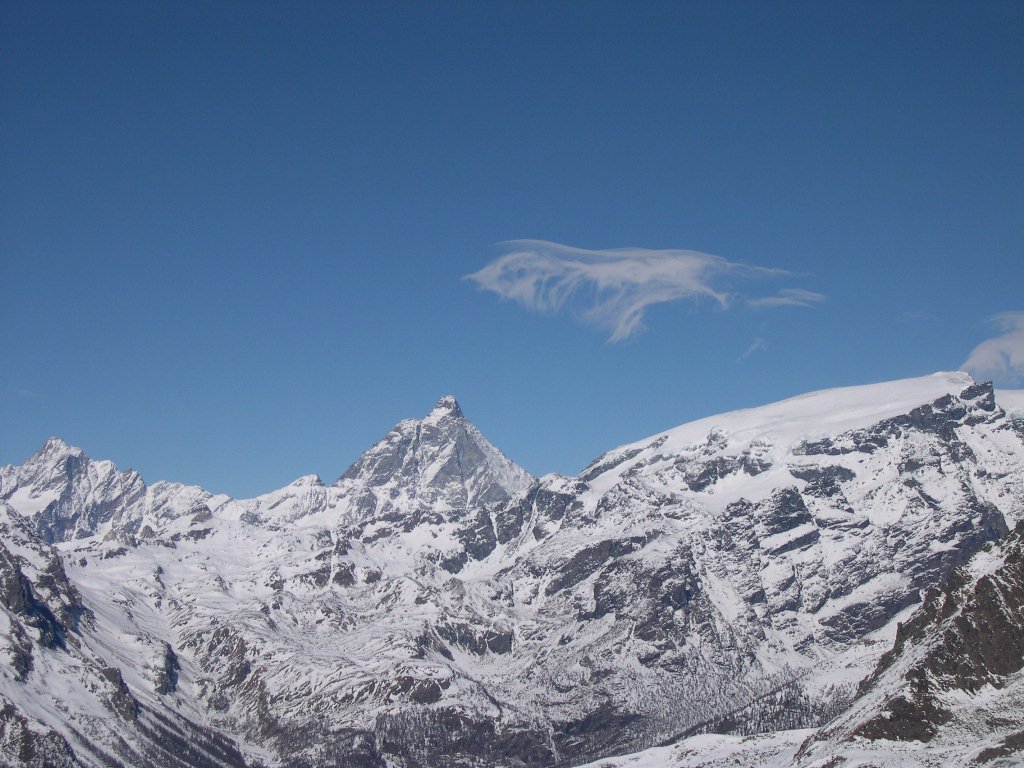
<box><xmin>1</xmin><ymin>374</ymin><xmax>1023</xmax><ymax>767</ymax></box>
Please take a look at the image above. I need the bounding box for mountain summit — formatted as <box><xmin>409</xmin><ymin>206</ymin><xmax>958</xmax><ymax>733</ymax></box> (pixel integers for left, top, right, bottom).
<box><xmin>1</xmin><ymin>436</ymin><xmax>145</xmax><ymax>543</ymax></box>
<box><xmin>336</xmin><ymin>395</ymin><xmax>532</xmax><ymax>523</ymax></box>
<box><xmin>429</xmin><ymin>394</ymin><xmax>463</xmax><ymax>418</ymax></box>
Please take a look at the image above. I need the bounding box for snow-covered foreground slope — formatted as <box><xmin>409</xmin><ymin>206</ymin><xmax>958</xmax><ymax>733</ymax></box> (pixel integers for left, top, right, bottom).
<box><xmin>798</xmin><ymin>516</ymin><xmax>1024</xmax><ymax>767</ymax></box>
<box><xmin>583</xmin><ymin>519</ymin><xmax>1024</xmax><ymax>768</ymax></box>
<box><xmin>574</xmin><ymin>730</ymin><xmax>812</xmax><ymax>768</ymax></box>
<box><xmin>0</xmin><ymin>501</ymin><xmax>251</xmax><ymax>768</ymax></box>
<box><xmin>1</xmin><ymin>374</ymin><xmax>1023</xmax><ymax>767</ymax></box>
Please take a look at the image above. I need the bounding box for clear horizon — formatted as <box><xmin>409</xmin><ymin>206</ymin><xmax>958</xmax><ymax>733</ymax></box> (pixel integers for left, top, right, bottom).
<box><xmin>3</xmin><ymin>2</ymin><xmax>1022</xmax><ymax>497</ymax></box>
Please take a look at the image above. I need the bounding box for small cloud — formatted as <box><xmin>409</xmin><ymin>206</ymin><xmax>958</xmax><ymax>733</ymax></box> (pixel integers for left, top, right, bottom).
<box><xmin>962</xmin><ymin>312</ymin><xmax>1024</xmax><ymax>386</ymax></box>
<box><xmin>465</xmin><ymin>240</ymin><xmax>821</xmax><ymax>342</ymax></box>
<box><xmin>747</xmin><ymin>288</ymin><xmax>827</xmax><ymax>309</ymax></box>
<box><xmin>13</xmin><ymin>389</ymin><xmax>40</xmax><ymax>399</ymax></box>
<box><xmin>738</xmin><ymin>337</ymin><xmax>766</xmax><ymax>361</ymax></box>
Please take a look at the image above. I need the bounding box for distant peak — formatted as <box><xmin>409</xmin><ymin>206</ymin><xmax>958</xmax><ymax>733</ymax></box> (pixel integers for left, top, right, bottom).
<box><xmin>37</xmin><ymin>437</ymin><xmax>83</xmax><ymax>459</ymax></box>
<box><xmin>430</xmin><ymin>395</ymin><xmax>463</xmax><ymax>418</ymax></box>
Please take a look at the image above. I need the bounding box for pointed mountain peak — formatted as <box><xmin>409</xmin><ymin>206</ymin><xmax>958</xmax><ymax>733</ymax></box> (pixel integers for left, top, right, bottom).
<box><xmin>290</xmin><ymin>473</ymin><xmax>323</xmax><ymax>487</ymax></box>
<box><xmin>335</xmin><ymin>396</ymin><xmax>532</xmax><ymax>518</ymax></box>
<box><xmin>35</xmin><ymin>437</ymin><xmax>84</xmax><ymax>461</ymax></box>
<box><xmin>429</xmin><ymin>394</ymin><xmax>463</xmax><ymax>419</ymax></box>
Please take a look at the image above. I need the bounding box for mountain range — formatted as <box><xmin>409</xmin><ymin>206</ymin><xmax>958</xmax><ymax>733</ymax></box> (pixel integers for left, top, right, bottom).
<box><xmin>1</xmin><ymin>372</ymin><xmax>1023</xmax><ymax>767</ymax></box>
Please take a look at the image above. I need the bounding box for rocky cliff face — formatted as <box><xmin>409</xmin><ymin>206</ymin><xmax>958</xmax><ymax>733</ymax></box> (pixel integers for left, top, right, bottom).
<box><xmin>793</xmin><ymin>519</ymin><xmax>1024</xmax><ymax>767</ymax></box>
<box><xmin>1</xmin><ymin>375</ymin><xmax>1022</xmax><ymax>768</ymax></box>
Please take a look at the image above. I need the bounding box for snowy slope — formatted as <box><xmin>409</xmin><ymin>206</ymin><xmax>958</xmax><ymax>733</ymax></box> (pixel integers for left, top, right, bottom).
<box><xmin>0</xmin><ymin>501</ymin><xmax>251</xmax><ymax>768</ymax></box>
<box><xmin>573</xmin><ymin>730</ymin><xmax>812</xmax><ymax>768</ymax></box>
<box><xmin>582</xmin><ymin>523</ymin><xmax>1024</xmax><ymax>768</ymax></box>
<box><xmin>1</xmin><ymin>374</ymin><xmax>1023</xmax><ymax>767</ymax></box>
<box><xmin>796</xmin><ymin>518</ymin><xmax>1024</xmax><ymax>767</ymax></box>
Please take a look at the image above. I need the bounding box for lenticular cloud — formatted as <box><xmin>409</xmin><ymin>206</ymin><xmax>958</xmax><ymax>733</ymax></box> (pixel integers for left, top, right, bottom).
<box><xmin>963</xmin><ymin>312</ymin><xmax>1024</xmax><ymax>386</ymax></box>
<box><xmin>465</xmin><ymin>240</ymin><xmax>812</xmax><ymax>342</ymax></box>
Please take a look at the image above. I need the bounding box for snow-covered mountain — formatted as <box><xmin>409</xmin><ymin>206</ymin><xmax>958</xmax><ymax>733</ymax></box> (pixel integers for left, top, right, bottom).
<box><xmin>801</xmin><ymin>516</ymin><xmax>1024</xmax><ymax>766</ymax></box>
<box><xmin>1</xmin><ymin>375</ymin><xmax>1022</xmax><ymax>767</ymax></box>
<box><xmin>575</xmin><ymin>521</ymin><xmax>1024</xmax><ymax>768</ymax></box>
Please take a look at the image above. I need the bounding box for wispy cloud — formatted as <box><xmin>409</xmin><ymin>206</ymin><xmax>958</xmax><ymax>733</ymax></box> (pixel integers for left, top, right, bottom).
<box><xmin>747</xmin><ymin>288</ymin><xmax>827</xmax><ymax>309</ymax></box>
<box><xmin>962</xmin><ymin>312</ymin><xmax>1024</xmax><ymax>386</ymax></box>
<box><xmin>738</xmin><ymin>337</ymin><xmax>766</xmax><ymax>361</ymax></box>
<box><xmin>465</xmin><ymin>240</ymin><xmax>822</xmax><ymax>342</ymax></box>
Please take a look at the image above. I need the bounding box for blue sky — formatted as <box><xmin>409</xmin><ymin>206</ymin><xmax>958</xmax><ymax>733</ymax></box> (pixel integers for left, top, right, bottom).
<box><xmin>2</xmin><ymin>2</ymin><xmax>1022</xmax><ymax>497</ymax></box>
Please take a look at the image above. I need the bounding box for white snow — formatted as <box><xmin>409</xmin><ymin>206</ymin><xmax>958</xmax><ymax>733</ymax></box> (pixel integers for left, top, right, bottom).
<box><xmin>596</xmin><ymin>372</ymin><xmax>975</xmax><ymax>482</ymax></box>
<box><xmin>574</xmin><ymin>729</ymin><xmax>813</xmax><ymax>767</ymax></box>
<box><xmin>2</xmin><ymin>374</ymin><xmax>1023</xmax><ymax>768</ymax></box>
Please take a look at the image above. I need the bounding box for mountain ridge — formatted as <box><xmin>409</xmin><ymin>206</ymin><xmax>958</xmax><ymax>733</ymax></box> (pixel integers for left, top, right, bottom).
<box><xmin>1</xmin><ymin>373</ymin><xmax>1023</xmax><ymax>767</ymax></box>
